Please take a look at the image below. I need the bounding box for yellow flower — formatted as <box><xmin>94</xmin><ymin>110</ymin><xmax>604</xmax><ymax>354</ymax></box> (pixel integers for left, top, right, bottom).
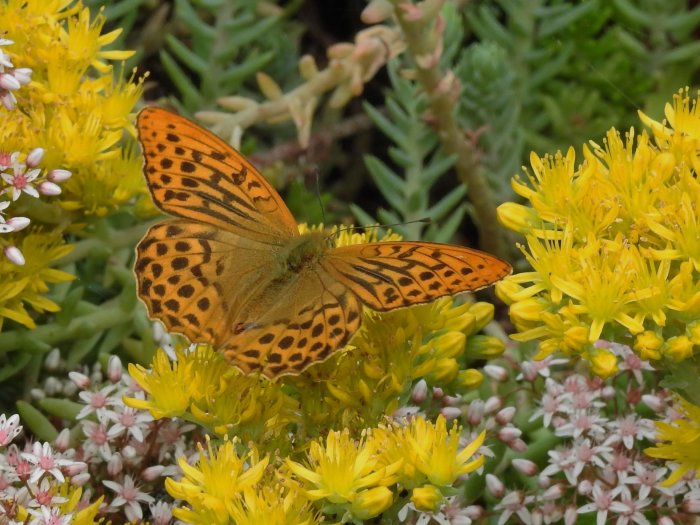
<box><xmin>645</xmin><ymin>397</ymin><xmax>700</xmax><ymax>486</ymax></box>
<box><xmin>377</xmin><ymin>416</ymin><xmax>485</xmax><ymax>490</ymax></box>
<box><xmin>634</xmin><ymin>330</ymin><xmax>663</xmax><ymax>361</ymax></box>
<box><xmin>286</xmin><ymin>429</ymin><xmax>400</xmax><ymax>519</ymax></box>
<box><xmin>226</xmin><ymin>485</ymin><xmax>319</xmax><ymax>525</ymax></box>
<box><xmin>59</xmin><ymin>7</ymin><xmax>133</xmax><ymax>73</ymax></box>
<box><xmin>662</xmin><ymin>335</ymin><xmax>694</xmax><ymax>362</ymax></box>
<box><xmin>167</xmin><ymin>438</ymin><xmax>268</xmax><ymax>525</ymax></box>
<box><xmin>0</xmin><ymin>233</ymin><xmax>74</xmax><ymax>330</ymax></box>
<box><xmin>588</xmin><ymin>347</ymin><xmax>618</xmax><ymax>378</ymax></box>
<box><xmin>404</xmin><ymin>416</ymin><xmax>485</xmax><ymax>487</ymax></box>
<box><xmin>458</xmin><ymin>368</ymin><xmax>484</xmax><ymax>390</ymax></box>
<box><xmin>126</xmin><ymin>346</ymin><xmax>203</xmax><ymax>419</ymax></box>
<box><xmin>410</xmin><ymin>485</ymin><xmax>444</xmax><ymax>512</ymax></box>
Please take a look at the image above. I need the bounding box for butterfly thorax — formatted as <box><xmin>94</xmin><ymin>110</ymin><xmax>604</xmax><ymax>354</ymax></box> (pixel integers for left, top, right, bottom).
<box><xmin>282</xmin><ymin>230</ymin><xmax>330</xmax><ymax>274</ymax></box>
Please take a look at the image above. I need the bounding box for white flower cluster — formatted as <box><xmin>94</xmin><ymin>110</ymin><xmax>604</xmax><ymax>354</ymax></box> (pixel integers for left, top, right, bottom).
<box><xmin>0</xmin><ymin>39</ymin><xmax>30</xmax><ymax>111</ymax></box>
<box><xmin>0</xmin><ymin>148</ymin><xmax>71</xmax><ymax>265</ymax></box>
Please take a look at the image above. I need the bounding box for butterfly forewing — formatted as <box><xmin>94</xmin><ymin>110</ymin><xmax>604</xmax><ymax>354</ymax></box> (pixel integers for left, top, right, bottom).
<box><xmin>137</xmin><ymin>107</ymin><xmax>298</xmax><ymax>243</ymax></box>
<box><xmin>322</xmin><ymin>242</ymin><xmax>512</xmax><ymax>311</ymax></box>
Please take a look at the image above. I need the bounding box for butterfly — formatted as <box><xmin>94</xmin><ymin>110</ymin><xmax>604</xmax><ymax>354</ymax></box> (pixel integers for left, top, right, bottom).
<box><xmin>134</xmin><ymin>107</ymin><xmax>512</xmax><ymax>378</ymax></box>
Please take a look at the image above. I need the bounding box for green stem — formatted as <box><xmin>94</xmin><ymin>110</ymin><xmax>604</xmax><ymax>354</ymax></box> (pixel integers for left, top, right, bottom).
<box><xmin>0</xmin><ymin>300</ymin><xmax>134</xmax><ymax>354</ymax></box>
<box><xmin>58</xmin><ymin>221</ymin><xmax>154</xmax><ymax>265</ymax></box>
<box><xmin>391</xmin><ymin>1</ymin><xmax>507</xmax><ymax>257</ymax></box>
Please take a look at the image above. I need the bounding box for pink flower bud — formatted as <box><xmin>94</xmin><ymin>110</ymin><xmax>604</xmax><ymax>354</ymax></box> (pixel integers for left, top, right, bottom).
<box><xmin>485</xmin><ymin>473</ymin><xmax>505</xmax><ymax>497</ymax></box>
<box><xmin>44</xmin><ymin>348</ymin><xmax>61</xmax><ymax>370</ymax></box>
<box><xmin>38</xmin><ymin>181</ymin><xmax>61</xmax><ymax>196</ymax></box>
<box><xmin>0</xmin><ymin>91</ymin><xmax>15</xmax><ymax>110</ymax></box>
<box><xmin>642</xmin><ymin>394</ymin><xmax>663</xmax><ymax>412</ymax></box>
<box><xmin>108</xmin><ymin>355</ymin><xmax>123</xmax><ymax>383</ymax></box>
<box><xmin>0</xmin><ymin>73</ymin><xmax>20</xmax><ymax>90</ymax></box>
<box><xmin>512</xmin><ymin>458</ymin><xmax>538</xmax><ymax>476</ymax></box>
<box><xmin>483</xmin><ymin>396</ymin><xmax>502</xmax><ymax>414</ymax></box>
<box><xmin>107</xmin><ymin>453</ymin><xmax>123</xmax><ymax>476</ymax></box>
<box><xmin>441</xmin><ymin>396</ymin><xmax>458</xmax><ymax>408</ymax></box>
<box><xmin>657</xmin><ymin>518</ymin><xmax>675</xmax><ymax>525</ymax></box>
<box><xmin>142</xmin><ymin>465</ymin><xmax>165</xmax><ymax>481</ymax></box>
<box><xmin>484</xmin><ymin>365</ymin><xmax>508</xmax><ymax>381</ymax></box>
<box><xmin>47</xmin><ymin>168</ymin><xmax>71</xmax><ymax>183</ymax></box>
<box><xmin>601</xmin><ymin>386</ymin><xmax>616</xmax><ymax>399</ymax></box>
<box><xmin>497</xmin><ymin>426</ymin><xmax>522</xmax><ymax>444</ymax></box>
<box><xmin>432</xmin><ymin>387</ymin><xmax>444</xmax><ymax>399</ymax></box>
<box><xmin>495</xmin><ymin>406</ymin><xmax>516</xmax><ymax>425</ymax></box>
<box><xmin>684</xmin><ymin>495</ymin><xmax>700</xmax><ymax>513</ymax></box>
<box><xmin>392</xmin><ymin>406</ymin><xmax>420</xmax><ymax>419</ymax></box>
<box><xmin>564</xmin><ymin>506</ymin><xmax>578</xmax><ymax>525</ymax></box>
<box><xmin>25</xmin><ymin>148</ymin><xmax>44</xmax><ymax>168</ymax></box>
<box><xmin>122</xmin><ymin>445</ymin><xmax>137</xmax><ymax>459</ymax></box>
<box><xmin>5</xmin><ymin>216</ymin><xmax>29</xmax><ymax>231</ymax></box>
<box><xmin>531</xmin><ymin>509</ymin><xmax>543</xmax><ymax>525</ymax></box>
<box><xmin>13</xmin><ymin>68</ymin><xmax>31</xmax><ymax>85</ymax></box>
<box><xmin>577</xmin><ymin>479</ymin><xmax>593</xmax><ymax>495</ymax></box>
<box><xmin>462</xmin><ymin>506</ymin><xmax>483</xmax><ymax>519</ymax></box>
<box><xmin>467</xmin><ymin>400</ymin><xmax>484</xmax><ymax>426</ymax></box>
<box><xmin>509</xmin><ymin>438</ymin><xmax>528</xmax><ymax>452</ymax></box>
<box><xmin>538</xmin><ymin>473</ymin><xmax>551</xmax><ymax>488</ymax></box>
<box><xmin>4</xmin><ymin>245</ymin><xmax>24</xmax><ymax>265</ymax></box>
<box><xmin>53</xmin><ymin>428</ymin><xmax>70</xmax><ymax>452</ymax></box>
<box><xmin>440</xmin><ymin>407</ymin><xmax>462</xmax><ymax>420</ymax></box>
<box><xmin>71</xmin><ymin>472</ymin><xmax>90</xmax><ymax>486</ymax></box>
<box><xmin>519</xmin><ymin>361</ymin><xmax>538</xmax><ymax>381</ymax></box>
<box><xmin>64</xmin><ymin>461</ymin><xmax>87</xmax><ymax>476</ymax></box>
<box><xmin>411</xmin><ymin>379</ymin><xmax>427</xmax><ymax>403</ymax></box>
<box><xmin>542</xmin><ymin>483</ymin><xmax>564</xmax><ymax>500</ymax></box>
<box><xmin>68</xmin><ymin>371</ymin><xmax>90</xmax><ymax>389</ymax></box>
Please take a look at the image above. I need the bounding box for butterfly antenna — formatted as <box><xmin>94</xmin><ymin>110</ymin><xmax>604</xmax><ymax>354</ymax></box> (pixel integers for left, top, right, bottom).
<box><xmin>327</xmin><ymin>218</ymin><xmax>432</xmax><ymax>242</ymax></box>
<box><xmin>315</xmin><ymin>171</ymin><xmax>326</xmax><ymax>225</ymax></box>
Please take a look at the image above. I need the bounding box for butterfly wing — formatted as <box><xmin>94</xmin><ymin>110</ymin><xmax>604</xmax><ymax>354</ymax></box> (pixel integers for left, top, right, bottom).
<box><xmin>221</xmin><ymin>268</ymin><xmax>362</xmax><ymax>378</ymax></box>
<box><xmin>135</xmin><ymin>219</ymin><xmax>284</xmax><ymax>346</ymax></box>
<box><xmin>137</xmin><ymin>106</ymin><xmax>298</xmax><ymax>243</ymax></box>
<box><xmin>322</xmin><ymin>241</ymin><xmax>512</xmax><ymax>311</ymax></box>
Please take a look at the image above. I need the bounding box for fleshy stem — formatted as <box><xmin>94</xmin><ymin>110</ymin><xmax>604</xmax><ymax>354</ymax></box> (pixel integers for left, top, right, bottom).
<box><xmin>391</xmin><ymin>0</ymin><xmax>506</xmax><ymax>257</ymax></box>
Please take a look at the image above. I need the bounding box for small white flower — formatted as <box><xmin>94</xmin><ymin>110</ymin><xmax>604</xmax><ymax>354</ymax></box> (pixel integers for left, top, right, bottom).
<box><xmin>20</xmin><ymin>442</ymin><xmax>74</xmax><ymax>484</ymax></box>
<box><xmin>2</xmin><ymin>153</ymin><xmax>40</xmax><ymax>200</ymax></box>
<box><xmin>0</xmin><ymin>413</ymin><xmax>22</xmax><ymax>446</ymax></box>
<box><xmin>103</xmin><ymin>474</ymin><xmax>155</xmax><ymax>523</ymax></box>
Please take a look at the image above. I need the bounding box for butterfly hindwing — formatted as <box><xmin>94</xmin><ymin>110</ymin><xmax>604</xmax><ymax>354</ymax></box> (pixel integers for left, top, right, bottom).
<box><xmin>323</xmin><ymin>241</ymin><xmax>512</xmax><ymax>311</ymax></box>
<box><xmin>135</xmin><ymin>219</ymin><xmax>284</xmax><ymax>347</ymax></box>
<box><xmin>137</xmin><ymin>107</ymin><xmax>298</xmax><ymax>243</ymax></box>
<box><xmin>222</xmin><ymin>268</ymin><xmax>362</xmax><ymax>378</ymax></box>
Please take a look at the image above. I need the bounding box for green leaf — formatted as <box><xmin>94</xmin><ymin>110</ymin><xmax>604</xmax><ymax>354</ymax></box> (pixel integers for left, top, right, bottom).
<box><xmin>38</xmin><ymin>398</ymin><xmax>83</xmax><ymax>421</ymax></box>
<box><xmin>16</xmin><ymin>401</ymin><xmax>58</xmax><ymax>442</ymax></box>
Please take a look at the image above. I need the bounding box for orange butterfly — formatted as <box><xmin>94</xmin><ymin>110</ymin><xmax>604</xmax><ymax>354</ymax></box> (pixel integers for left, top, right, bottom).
<box><xmin>134</xmin><ymin>107</ymin><xmax>511</xmax><ymax>378</ymax></box>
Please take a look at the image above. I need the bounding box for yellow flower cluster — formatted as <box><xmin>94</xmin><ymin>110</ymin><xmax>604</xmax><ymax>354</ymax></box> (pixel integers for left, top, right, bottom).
<box><xmin>0</xmin><ymin>0</ymin><xmax>147</xmax><ymax>329</ymax></box>
<box><xmin>126</xmin><ymin>345</ymin><xmax>299</xmax><ymax>450</ymax></box>
<box><xmin>0</xmin><ymin>0</ymin><xmax>148</xmax><ymax>216</ymax></box>
<box><xmin>497</xmin><ymin>88</ymin><xmax>700</xmax><ymax>375</ymax></box>
<box><xmin>164</xmin><ymin>417</ymin><xmax>484</xmax><ymax>524</ymax></box>
<box><xmin>645</xmin><ymin>396</ymin><xmax>700</xmax><ymax>486</ymax></box>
